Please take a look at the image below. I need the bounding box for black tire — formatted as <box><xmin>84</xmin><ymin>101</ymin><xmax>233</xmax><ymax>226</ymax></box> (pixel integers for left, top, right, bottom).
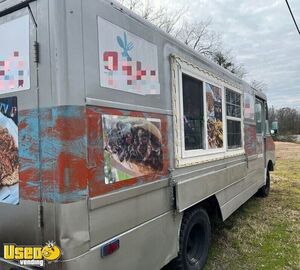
<box><xmin>257</xmin><ymin>169</ymin><xmax>270</xmax><ymax>197</ymax></box>
<box><xmin>173</xmin><ymin>207</ymin><xmax>211</xmax><ymax>270</ymax></box>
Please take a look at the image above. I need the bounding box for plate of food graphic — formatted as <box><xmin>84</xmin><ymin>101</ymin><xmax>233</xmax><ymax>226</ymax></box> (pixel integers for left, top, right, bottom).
<box><xmin>0</xmin><ymin>112</ymin><xmax>18</xmax><ymax>144</ymax></box>
<box><xmin>104</xmin><ymin>118</ymin><xmax>163</xmax><ymax>182</ymax></box>
<box><xmin>0</xmin><ymin>112</ymin><xmax>19</xmax><ymax>188</ymax></box>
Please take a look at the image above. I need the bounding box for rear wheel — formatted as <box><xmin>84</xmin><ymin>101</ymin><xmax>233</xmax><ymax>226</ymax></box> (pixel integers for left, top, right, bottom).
<box><xmin>258</xmin><ymin>169</ymin><xmax>270</xmax><ymax>197</ymax></box>
<box><xmin>173</xmin><ymin>207</ymin><xmax>211</xmax><ymax>270</ymax></box>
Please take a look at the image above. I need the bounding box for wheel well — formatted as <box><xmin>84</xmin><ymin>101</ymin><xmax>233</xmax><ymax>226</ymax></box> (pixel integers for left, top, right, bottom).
<box><xmin>268</xmin><ymin>160</ymin><xmax>274</xmax><ymax>171</ymax></box>
<box><xmin>185</xmin><ymin>195</ymin><xmax>222</xmax><ymax>222</ymax></box>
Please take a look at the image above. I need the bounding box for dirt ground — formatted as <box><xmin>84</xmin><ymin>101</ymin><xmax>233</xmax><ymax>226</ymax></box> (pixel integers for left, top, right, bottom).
<box><xmin>275</xmin><ymin>141</ymin><xmax>300</xmax><ymax>160</ymax></box>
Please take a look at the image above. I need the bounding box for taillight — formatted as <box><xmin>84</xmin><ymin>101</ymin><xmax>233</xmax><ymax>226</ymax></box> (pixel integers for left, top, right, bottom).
<box><xmin>101</xmin><ymin>239</ymin><xmax>120</xmax><ymax>257</ymax></box>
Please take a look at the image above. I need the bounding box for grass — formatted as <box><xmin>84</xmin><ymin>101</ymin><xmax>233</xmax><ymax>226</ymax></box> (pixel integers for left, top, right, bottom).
<box><xmin>204</xmin><ymin>142</ymin><xmax>300</xmax><ymax>270</ymax></box>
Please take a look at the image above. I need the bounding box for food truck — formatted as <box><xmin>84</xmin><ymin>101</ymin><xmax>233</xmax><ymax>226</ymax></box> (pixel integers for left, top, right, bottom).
<box><xmin>0</xmin><ymin>0</ymin><xmax>275</xmax><ymax>269</ymax></box>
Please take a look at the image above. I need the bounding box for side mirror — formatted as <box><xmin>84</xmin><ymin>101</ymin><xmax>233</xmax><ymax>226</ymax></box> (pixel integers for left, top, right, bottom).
<box><xmin>271</xmin><ymin>121</ymin><xmax>278</xmax><ymax>135</ymax></box>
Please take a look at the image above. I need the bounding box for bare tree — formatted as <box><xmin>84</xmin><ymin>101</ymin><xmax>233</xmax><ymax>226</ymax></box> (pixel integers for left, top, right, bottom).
<box><xmin>177</xmin><ymin>19</ymin><xmax>222</xmax><ymax>56</ymax></box>
<box><xmin>268</xmin><ymin>106</ymin><xmax>300</xmax><ymax>139</ymax></box>
<box><xmin>119</xmin><ymin>0</ymin><xmax>221</xmax><ymax>56</ymax></box>
<box><xmin>119</xmin><ymin>0</ymin><xmax>141</xmax><ymax>11</ymax></box>
<box><xmin>213</xmin><ymin>50</ymin><xmax>247</xmax><ymax>78</ymax></box>
<box><xmin>275</xmin><ymin>107</ymin><xmax>300</xmax><ymax>135</ymax></box>
<box><xmin>152</xmin><ymin>6</ymin><xmax>188</xmax><ymax>35</ymax></box>
<box><xmin>117</xmin><ymin>0</ymin><xmax>247</xmax><ymax>77</ymax></box>
<box><xmin>119</xmin><ymin>0</ymin><xmax>187</xmax><ymax>35</ymax></box>
<box><xmin>268</xmin><ymin>106</ymin><xmax>276</xmax><ymax>124</ymax></box>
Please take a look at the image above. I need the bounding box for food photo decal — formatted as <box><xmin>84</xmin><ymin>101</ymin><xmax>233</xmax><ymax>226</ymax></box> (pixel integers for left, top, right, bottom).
<box><xmin>102</xmin><ymin>115</ymin><xmax>163</xmax><ymax>184</ymax></box>
<box><xmin>206</xmin><ymin>83</ymin><xmax>223</xmax><ymax>149</ymax></box>
<box><xmin>0</xmin><ymin>97</ymin><xmax>19</xmax><ymax>205</ymax></box>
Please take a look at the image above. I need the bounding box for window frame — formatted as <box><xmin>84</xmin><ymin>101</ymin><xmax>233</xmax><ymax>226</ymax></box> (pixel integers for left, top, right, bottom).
<box><xmin>225</xmin><ymin>87</ymin><xmax>244</xmax><ymax>151</ymax></box>
<box><xmin>179</xmin><ymin>69</ymin><xmax>226</xmax><ymax>159</ymax></box>
<box><xmin>180</xmin><ymin>72</ymin><xmax>205</xmax><ymax>153</ymax></box>
<box><xmin>171</xmin><ymin>56</ymin><xmax>245</xmax><ymax>167</ymax></box>
<box><xmin>255</xmin><ymin>97</ymin><xmax>266</xmax><ymax>135</ymax></box>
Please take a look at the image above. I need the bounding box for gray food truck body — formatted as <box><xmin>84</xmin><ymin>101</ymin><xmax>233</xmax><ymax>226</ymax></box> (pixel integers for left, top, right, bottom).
<box><xmin>0</xmin><ymin>0</ymin><xmax>275</xmax><ymax>269</ymax></box>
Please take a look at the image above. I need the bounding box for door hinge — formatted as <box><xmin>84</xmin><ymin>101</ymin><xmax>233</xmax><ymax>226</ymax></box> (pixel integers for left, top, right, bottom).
<box><xmin>168</xmin><ymin>168</ymin><xmax>177</xmax><ymax>210</ymax></box>
<box><xmin>34</xmin><ymin>41</ymin><xmax>40</xmax><ymax>64</ymax></box>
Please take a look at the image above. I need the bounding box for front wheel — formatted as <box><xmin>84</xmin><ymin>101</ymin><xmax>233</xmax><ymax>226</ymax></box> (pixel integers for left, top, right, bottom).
<box><xmin>258</xmin><ymin>169</ymin><xmax>270</xmax><ymax>197</ymax></box>
<box><xmin>173</xmin><ymin>207</ymin><xmax>211</xmax><ymax>270</ymax></box>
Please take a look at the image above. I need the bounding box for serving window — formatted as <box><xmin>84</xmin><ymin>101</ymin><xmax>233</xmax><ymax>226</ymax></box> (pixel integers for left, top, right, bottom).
<box><xmin>182</xmin><ymin>74</ymin><xmax>204</xmax><ymax>151</ymax></box>
<box><xmin>226</xmin><ymin>88</ymin><xmax>242</xmax><ymax>149</ymax></box>
<box><xmin>171</xmin><ymin>55</ymin><xmax>244</xmax><ymax>167</ymax></box>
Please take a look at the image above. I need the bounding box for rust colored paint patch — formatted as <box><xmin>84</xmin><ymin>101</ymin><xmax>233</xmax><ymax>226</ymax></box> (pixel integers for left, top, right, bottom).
<box><xmin>39</xmin><ymin>107</ymin><xmax>88</xmax><ymax>202</ymax></box>
<box><xmin>18</xmin><ymin>121</ymin><xmax>28</xmax><ymax>130</ymax></box>
<box><xmin>18</xmin><ymin>105</ymin><xmax>169</xmax><ymax>202</ymax></box>
<box><xmin>19</xmin><ymin>168</ymin><xmax>40</xmax><ymax>201</ymax></box>
<box><xmin>19</xmin><ymin>106</ymin><xmax>88</xmax><ymax>203</ymax></box>
<box><xmin>266</xmin><ymin>136</ymin><xmax>275</xmax><ymax>151</ymax></box>
<box><xmin>55</xmin><ymin>152</ymin><xmax>88</xmax><ymax>192</ymax></box>
<box><xmin>19</xmin><ymin>109</ymin><xmax>40</xmax><ymax>201</ymax></box>
<box><xmin>52</xmin><ymin>117</ymin><xmax>86</xmax><ymax>141</ymax></box>
<box><xmin>244</xmin><ymin>123</ymin><xmax>256</xmax><ymax>156</ymax></box>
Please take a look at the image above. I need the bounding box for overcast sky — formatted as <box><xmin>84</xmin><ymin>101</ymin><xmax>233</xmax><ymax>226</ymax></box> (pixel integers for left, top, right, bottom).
<box><xmin>153</xmin><ymin>0</ymin><xmax>300</xmax><ymax>109</ymax></box>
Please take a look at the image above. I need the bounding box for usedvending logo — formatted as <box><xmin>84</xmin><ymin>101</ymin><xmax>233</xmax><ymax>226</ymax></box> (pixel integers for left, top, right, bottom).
<box><xmin>3</xmin><ymin>241</ymin><xmax>61</xmax><ymax>267</ymax></box>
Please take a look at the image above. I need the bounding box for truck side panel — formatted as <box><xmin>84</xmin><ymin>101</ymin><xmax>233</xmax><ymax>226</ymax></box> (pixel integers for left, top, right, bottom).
<box><xmin>0</xmin><ymin>2</ymin><xmax>42</xmax><ymax>255</ymax></box>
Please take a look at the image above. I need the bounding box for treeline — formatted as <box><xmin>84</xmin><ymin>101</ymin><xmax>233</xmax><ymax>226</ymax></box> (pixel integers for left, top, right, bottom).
<box><xmin>269</xmin><ymin>107</ymin><xmax>300</xmax><ymax>135</ymax></box>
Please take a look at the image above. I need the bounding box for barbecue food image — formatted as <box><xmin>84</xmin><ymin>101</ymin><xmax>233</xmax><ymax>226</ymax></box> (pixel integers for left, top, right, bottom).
<box><xmin>103</xmin><ymin>115</ymin><xmax>163</xmax><ymax>184</ymax></box>
<box><xmin>206</xmin><ymin>83</ymin><xmax>223</xmax><ymax>149</ymax></box>
<box><xmin>207</xmin><ymin>119</ymin><xmax>223</xmax><ymax>148</ymax></box>
<box><xmin>0</xmin><ymin>126</ymin><xmax>19</xmax><ymax>186</ymax></box>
